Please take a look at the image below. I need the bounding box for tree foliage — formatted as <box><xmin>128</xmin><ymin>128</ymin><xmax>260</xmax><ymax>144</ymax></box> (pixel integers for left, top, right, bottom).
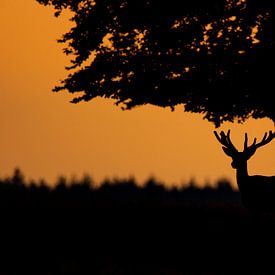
<box><xmin>37</xmin><ymin>0</ymin><xmax>275</xmax><ymax>126</ymax></box>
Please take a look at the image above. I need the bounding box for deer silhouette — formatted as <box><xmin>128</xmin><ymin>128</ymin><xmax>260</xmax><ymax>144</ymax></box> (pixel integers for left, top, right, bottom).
<box><xmin>214</xmin><ymin>130</ymin><xmax>275</xmax><ymax>212</ymax></box>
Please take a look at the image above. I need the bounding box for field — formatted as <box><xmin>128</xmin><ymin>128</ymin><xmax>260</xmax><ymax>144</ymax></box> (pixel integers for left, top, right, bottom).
<box><xmin>0</xmin><ymin>170</ymin><xmax>274</xmax><ymax>274</ymax></box>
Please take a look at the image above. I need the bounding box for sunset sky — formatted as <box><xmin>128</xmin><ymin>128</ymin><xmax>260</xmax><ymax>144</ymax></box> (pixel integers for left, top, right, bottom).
<box><xmin>1</xmin><ymin>0</ymin><xmax>274</xmax><ymax>187</ymax></box>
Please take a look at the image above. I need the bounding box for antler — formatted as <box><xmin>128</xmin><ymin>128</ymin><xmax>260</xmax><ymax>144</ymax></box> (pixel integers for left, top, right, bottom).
<box><xmin>214</xmin><ymin>130</ymin><xmax>237</xmax><ymax>151</ymax></box>
<box><xmin>214</xmin><ymin>130</ymin><xmax>275</xmax><ymax>159</ymax></box>
<box><xmin>214</xmin><ymin>130</ymin><xmax>238</xmax><ymax>157</ymax></box>
<box><xmin>244</xmin><ymin>131</ymin><xmax>275</xmax><ymax>151</ymax></box>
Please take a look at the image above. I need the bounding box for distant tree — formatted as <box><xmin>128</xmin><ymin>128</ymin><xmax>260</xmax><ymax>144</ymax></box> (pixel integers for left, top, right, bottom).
<box><xmin>37</xmin><ymin>0</ymin><xmax>275</xmax><ymax>126</ymax></box>
<box><xmin>11</xmin><ymin>168</ymin><xmax>25</xmax><ymax>186</ymax></box>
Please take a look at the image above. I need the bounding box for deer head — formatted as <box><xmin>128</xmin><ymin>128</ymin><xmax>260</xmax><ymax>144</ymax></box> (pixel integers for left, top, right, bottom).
<box><xmin>214</xmin><ymin>130</ymin><xmax>275</xmax><ymax>169</ymax></box>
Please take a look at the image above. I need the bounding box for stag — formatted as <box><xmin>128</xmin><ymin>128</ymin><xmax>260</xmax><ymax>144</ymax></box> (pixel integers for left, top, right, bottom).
<box><xmin>214</xmin><ymin>130</ymin><xmax>275</xmax><ymax>212</ymax></box>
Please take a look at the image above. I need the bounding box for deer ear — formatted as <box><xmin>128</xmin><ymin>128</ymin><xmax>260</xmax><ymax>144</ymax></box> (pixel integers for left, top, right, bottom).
<box><xmin>222</xmin><ymin>146</ymin><xmax>234</xmax><ymax>157</ymax></box>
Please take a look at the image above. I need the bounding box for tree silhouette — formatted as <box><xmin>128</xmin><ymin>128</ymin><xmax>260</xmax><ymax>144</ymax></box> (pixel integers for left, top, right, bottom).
<box><xmin>37</xmin><ymin>0</ymin><xmax>275</xmax><ymax>126</ymax></box>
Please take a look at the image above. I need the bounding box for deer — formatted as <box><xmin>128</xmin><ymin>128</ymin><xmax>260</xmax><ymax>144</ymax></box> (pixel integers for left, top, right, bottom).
<box><xmin>214</xmin><ymin>130</ymin><xmax>275</xmax><ymax>212</ymax></box>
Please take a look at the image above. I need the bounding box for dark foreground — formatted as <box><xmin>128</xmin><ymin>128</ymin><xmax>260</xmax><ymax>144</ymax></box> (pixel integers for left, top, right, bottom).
<box><xmin>0</xmin><ymin>172</ymin><xmax>275</xmax><ymax>274</ymax></box>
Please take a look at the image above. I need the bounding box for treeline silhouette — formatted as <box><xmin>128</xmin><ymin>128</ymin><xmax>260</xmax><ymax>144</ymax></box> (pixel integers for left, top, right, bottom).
<box><xmin>0</xmin><ymin>168</ymin><xmax>239</xmax><ymax>209</ymax></box>
<box><xmin>0</xmin><ymin>168</ymin><xmax>275</xmax><ymax>274</ymax></box>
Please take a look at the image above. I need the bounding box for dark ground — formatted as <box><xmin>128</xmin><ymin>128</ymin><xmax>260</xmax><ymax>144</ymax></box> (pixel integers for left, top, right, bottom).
<box><xmin>0</xmin><ymin>169</ymin><xmax>275</xmax><ymax>274</ymax></box>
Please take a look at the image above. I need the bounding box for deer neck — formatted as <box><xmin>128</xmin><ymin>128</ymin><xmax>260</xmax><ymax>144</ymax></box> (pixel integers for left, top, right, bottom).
<box><xmin>236</xmin><ymin>162</ymin><xmax>249</xmax><ymax>188</ymax></box>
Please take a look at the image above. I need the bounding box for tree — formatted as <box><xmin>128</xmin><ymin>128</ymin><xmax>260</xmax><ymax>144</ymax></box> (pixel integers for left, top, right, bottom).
<box><xmin>37</xmin><ymin>0</ymin><xmax>275</xmax><ymax>126</ymax></box>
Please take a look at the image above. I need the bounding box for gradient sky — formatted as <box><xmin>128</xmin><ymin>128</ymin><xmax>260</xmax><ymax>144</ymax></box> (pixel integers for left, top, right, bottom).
<box><xmin>0</xmin><ymin>0</ymin><xmax>274</xmax><ymax>187</ymax></box>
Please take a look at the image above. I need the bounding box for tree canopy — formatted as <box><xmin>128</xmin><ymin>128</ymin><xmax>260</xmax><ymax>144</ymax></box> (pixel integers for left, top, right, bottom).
<box><xmin>37</xmin><ymin>0</ymin><xmax>275</xmax><ymax>126</ymax></box>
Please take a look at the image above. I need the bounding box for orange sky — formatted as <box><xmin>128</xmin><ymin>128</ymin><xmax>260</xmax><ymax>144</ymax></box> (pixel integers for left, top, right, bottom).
<box><xmin>0</xmin><ymin>0</ymin><xmax>274</xmax><ymax>187</ymax></box>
